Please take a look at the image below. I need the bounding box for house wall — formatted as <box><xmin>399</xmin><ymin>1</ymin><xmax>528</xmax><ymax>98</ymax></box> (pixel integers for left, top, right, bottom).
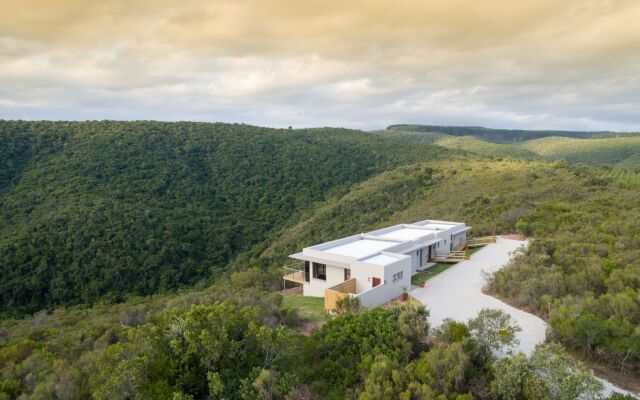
<box><xmin>406</xmin><ymin>247</ymin><xmax>429</xmax><ymax>274</ymax></box>
<box><xmin>303</xmin><ymin>264</ymin><xmax>346</xmax><ymax>297</ymax></box>
<box><xmin>350</xmin><ymin>261</ymin><xmax>387</xmax><ymax>294</ymax></box>
<box><xmin>355</xmin><ymin>257</ymin><xmax>411</xmax><ymax>307</ymax></box>
<box><xmin>451</xmin><ymin>231</ymin><xmax>467</xmax><ymax>250</ymax></box>
<box><xmin>408</xmin><ymin>250</ymin><xmax>419</xmax><ymax>274</ymax></box>
<box><xmin>436</xmin><ymin>237</ymin><xmax>450</xmax><ymax>253</ymax></box>
<box><xmin>303</xmin><ymin>255</ymin><xmax>410</xmax><ymax>301</ymax></box>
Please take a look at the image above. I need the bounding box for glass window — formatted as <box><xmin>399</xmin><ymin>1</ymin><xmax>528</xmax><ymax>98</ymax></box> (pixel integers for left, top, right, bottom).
<box><xmin>344</xmin><ymin>268</ymin><xmax>351</xmax><ymax>281</ymax></box>
<box><xmin>313</xmin><ymin>263</ymin><xmax>326</xmax><ymax>280</ymax></box>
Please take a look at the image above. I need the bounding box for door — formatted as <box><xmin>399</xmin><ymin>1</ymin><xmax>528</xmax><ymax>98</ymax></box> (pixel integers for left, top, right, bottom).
<box><xmin>372</xmin><ymin>277</ymin><xmax>381</xmax><ymax>287</ymax></box>
<box><xmin>428</xmin><ymin>245</ymin><xmax>436</xmax><ymax>261</ymax></box>
<box><xmin>418</xmin><ymin>248</ymin><xmax>424</xmax><ymax>267</ymax></box>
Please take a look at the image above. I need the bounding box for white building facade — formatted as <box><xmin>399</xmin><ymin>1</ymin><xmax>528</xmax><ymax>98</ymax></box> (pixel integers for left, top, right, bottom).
<box><xmin>284</xmin><ymin>219</ymin><xmax>470</xmax><ymax>309</ymax></box>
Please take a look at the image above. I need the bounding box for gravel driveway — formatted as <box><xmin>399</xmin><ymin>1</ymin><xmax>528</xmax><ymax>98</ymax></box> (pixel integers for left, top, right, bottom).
<box><xmin>410</xmin><ymin>237</ymin><xmax>637</xmax><ymax>398</ymax></box>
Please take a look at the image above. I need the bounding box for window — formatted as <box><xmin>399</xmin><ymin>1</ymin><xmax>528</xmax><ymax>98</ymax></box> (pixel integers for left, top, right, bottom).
<box><xmin>313</xmin><ymin>263</ymin><xmax>326</xmax><ymax>280</ymax></box>
<box><xmin>392</xmin><ymin>271</ymin><xmax>403</xmax><ymax>282</ymax></box>
<box><xmin>344</xmin><ymin>268</ymin><xmax>351</xmax><ymax>281</ymax></box>
<box><xmin>304</xmin><ymin>261</ymin><xmax>310</xmax><ymax>282</ymax></box>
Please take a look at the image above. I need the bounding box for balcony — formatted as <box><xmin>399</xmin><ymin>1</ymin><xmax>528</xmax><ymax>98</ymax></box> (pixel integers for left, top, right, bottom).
<box><xmin>283</xmin><ymin>265</ymin><xmax>305</xmax><ymax>284</ymax></box>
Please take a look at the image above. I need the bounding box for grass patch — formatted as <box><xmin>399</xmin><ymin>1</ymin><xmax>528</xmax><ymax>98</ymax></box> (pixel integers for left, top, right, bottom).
<box><xmin>282</xmin><ymin>295</ymin><xmax>326</xmax><ymax>323</ymax></box>
<box><xmin>411</xmin><ymin>263</ymin><xmax>454</xmax><ymax>285</ymax></box>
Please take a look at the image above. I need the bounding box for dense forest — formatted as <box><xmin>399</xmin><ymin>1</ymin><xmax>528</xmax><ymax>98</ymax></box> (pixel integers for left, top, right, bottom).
<box><xmin>0</xmin><ymin>120</ymin><xmax>454</xmax><ymax>316</ymax></box>
<box><xmin>1</xmin><ymin>121</ymin><xmax>640</xmax><ymax>398</ymax></box>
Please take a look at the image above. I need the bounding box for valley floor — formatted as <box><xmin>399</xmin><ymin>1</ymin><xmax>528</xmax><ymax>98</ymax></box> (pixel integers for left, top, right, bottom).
<box><xmin>410</xmin><ymin>237</ymin><xmax>638</xmax><ymax>398</ymax></box>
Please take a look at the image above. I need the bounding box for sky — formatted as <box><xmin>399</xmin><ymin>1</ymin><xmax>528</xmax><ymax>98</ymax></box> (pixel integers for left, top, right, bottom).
<box><xmin>1</xmin><ymin>0</ymin><xmax>640</xmax><ymax>131</ymax></box>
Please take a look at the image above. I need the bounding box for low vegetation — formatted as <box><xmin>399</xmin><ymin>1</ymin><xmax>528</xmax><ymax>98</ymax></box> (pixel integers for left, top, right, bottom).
<box><xmin>2</xmin><ymin>267</ymin><xmax>628</xmax><ymax>399</ymax></box>
<box><xmin>281</xmin><ymin>295</ymin><xmax>326</xmax><ymax>324</ymax></box>
<box><xmin>253</xmin><ymin>159</ymin><xmax>640</xmax><ymax>387</ymax></box>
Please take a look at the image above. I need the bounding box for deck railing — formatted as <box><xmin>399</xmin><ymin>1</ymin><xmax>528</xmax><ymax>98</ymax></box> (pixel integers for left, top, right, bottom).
<box><xmin>282</xmin><ymin>264</ymin><xmax>305</xmax><ymax>284</ymax></box>
<box><xmin>435</xmin><ymin>250</ymin><xmax>469</xmax><ymax>263</ymax></box>
<box><xmin>467</xmin><ymin>236</ymin><xmax>497</xmax><ymax>247</ymax></box>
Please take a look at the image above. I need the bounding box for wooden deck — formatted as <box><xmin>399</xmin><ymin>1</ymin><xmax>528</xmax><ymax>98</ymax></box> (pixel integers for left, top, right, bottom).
<box><xmin>283</xmin><ymin>270</ymin><xmax>305</xmax><ymax>284</ymax></box>
<box><xmin>434</xmin><ymin>250</ymin><xmax>469</xmax><ymax>263</ymax></box>
<box><xmin>467</xmin><ymin>236</ymin><xmax>497</xmax><ymax>247</ymax></box>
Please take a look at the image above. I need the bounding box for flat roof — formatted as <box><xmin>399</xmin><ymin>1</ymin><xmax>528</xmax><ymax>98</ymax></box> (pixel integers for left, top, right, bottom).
<box><xmin>422</xmin><ymin>223</ymin><xmax>455</xmax><ymax>230</ymax></box>
<box><xmin>324</xmin><ymin>239</ymin><xmax>397</xmax><ymax>259</ymax></box>
<box><xmin>294</xmin><ymin>218</ymin><xmax>468</xmax><ymax>267</ymax></box>
<box><xmin>376</xmin><ymin>227</ymin><xmax>434</xmax><ymax>241</ymax></box>
<box><xmin>360</xmin><ymin>253</ymin><xmax>399</xmax><ymax>266</ymax></box>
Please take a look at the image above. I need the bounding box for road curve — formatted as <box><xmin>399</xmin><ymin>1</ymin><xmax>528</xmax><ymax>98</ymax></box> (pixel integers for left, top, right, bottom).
<box><xmin>410</xmin><ymin>237</ymin><xmax>638</xmax><ymax>398</ymax></box>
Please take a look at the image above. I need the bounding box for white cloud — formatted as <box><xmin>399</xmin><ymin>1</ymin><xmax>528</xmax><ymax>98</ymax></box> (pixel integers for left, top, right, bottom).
<box><xmin>1</xmin><ymin>0</ymin><xmax>640</xmax><ymax>131</ymax></box>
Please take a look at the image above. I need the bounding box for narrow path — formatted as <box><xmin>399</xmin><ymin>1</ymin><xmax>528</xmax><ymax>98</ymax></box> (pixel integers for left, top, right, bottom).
<box><xmin>410</xmin><ymin>237</ymin><xmax>637</xmax><ymax>398</ymax></box>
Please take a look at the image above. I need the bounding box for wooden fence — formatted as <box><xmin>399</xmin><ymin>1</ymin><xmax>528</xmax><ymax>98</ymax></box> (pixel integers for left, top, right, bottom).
<box><xmin>324</xmin><ymin>278</ymin><xmax>356</xmax><ymax>311</ymax></box>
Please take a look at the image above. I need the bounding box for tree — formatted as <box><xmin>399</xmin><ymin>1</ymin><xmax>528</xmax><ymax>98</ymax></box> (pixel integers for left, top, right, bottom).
<box><xmin>387</xmin><ymin>302</ymin><xmax>430</xmax><ymax>354</ymax></box>
<box><xmin>467</xmin><ymin>309</ymin><xmax>521</xmax><ymax>358</ymax></box>
<box><xmin>434</xmin><ymin>319</ymin><xmax>470</xmax><ymax>343</ymax></box>
<box><xmin>493</xmin><ymin>343</ymin><xmax>604</xmax><ymax>400</ymax></box>
<box><xmin>525</xmin><ymin>342</ymin><xmax>603</xmax><ymax>400</ymax></box>
<box><xmin>304</xmin><ymin>308</ymin><xmax>411</xmax><ymax>399</ymax></box>
<box><xmin>492</xmin><ymin>352</ymin><xmax>530</xmax><ymax>400</ymax></box>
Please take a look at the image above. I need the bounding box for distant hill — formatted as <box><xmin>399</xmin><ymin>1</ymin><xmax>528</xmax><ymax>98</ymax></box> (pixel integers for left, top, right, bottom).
<box><xmin>0</xmin><ymin>120</ymin><xmax>455</xmax><ymax>316</ymax></box>
<box><xmin>387</xmin><ymin>124</ymin><xmax>639</xmax><ymax>143</ymax></box>
<box><xmin>518</xmin><ymin>136</ymin><xmax>640</xmax><ymax>169</ymax></box>
<box><xmin>382</xmin><ymin>124</ymin><xmax>640</xmax><ymax>169</ymax></box>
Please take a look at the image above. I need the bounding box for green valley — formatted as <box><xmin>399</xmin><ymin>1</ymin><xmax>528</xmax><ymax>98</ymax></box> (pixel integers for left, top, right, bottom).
<box><xmin>0</xmin><ymin>120</ymin><xmax>456</xmax><ymax>317</ymax></box>
<box><xmin>1</xmin><ymin>121</ymin><xmax>639</xmax><ymax>399</ymax></box>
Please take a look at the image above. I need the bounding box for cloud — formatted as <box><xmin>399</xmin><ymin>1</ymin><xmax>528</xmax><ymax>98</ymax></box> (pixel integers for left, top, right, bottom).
<box><xmin>0</xmin><ymin>0</ymin><xmax>639</xmax><ymax>130</ymax></box>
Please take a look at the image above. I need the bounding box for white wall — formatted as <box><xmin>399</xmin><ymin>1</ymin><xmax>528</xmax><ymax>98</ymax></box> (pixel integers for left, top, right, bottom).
<box><xmin>409</xmin><ymin>250</ymin><xmax>419</xmax><ymax>274</ymax></box>
<box><xmin>350</xmin><ymin>261</ymin><xmax>387</xmax><ymax>294</ymax></box>
<box><xmin>303</xmin><ymin>264</ymin><xmax>346</xmax><ymax>297</ymax></box>
<box><xmin>452</xmin><ymin>231</ymin><xmax>467</xmax><ymax>248</ymax></box>
<box><xmin>354</xmin><ymin>257</ymin><xmax>411</xmax><ymax>308</ymax></box>
<box><xmin>436</xmin><ymin>238</ymin><xmax>449</xmax><ymax>253</ymax></box>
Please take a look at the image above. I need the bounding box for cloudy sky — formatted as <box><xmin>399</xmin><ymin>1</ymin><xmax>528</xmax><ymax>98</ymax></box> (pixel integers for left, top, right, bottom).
<box><xmin>1</xmin><ymin>0</ymin><xmax>640</xmax><ymax>130</ymax></box>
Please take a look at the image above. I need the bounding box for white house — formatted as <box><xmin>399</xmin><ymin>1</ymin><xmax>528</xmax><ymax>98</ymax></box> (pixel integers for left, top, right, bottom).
<box><xmin>283</xmin><ymin>219</ymin><xmax>470</xmax><ymax>310</ymax></box>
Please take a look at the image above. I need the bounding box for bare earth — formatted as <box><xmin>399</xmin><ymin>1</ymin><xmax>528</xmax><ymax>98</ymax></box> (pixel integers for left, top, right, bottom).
<box><xmin>409</xmin><ymin>237</ymin><xmax>638</xmax><ymax>398</ymax></box>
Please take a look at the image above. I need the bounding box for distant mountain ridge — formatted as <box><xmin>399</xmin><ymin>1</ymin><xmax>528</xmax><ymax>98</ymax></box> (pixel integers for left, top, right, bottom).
<box><xmin>383</xmin><ymin>124</ymin><xmax>640</xmax><ymax>170</ymax></box>
<box><xmin>387</xmin><ymin>124</ymin><xmax>640</xmax><ymax>143</ymax></box>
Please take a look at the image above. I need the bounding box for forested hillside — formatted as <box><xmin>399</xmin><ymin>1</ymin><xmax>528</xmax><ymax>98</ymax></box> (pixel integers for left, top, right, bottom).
<box><xmin>1</xmin><ymin>157</ymin><xmax>638</xmax><ymax>399</ymax></box>
<box><xmin>0</xmin><ymin>120</ymin><xmax>455</xmax><ymax>316</ymax></box>
<box><xmin>519</xmin><ymin>136</ymin><xmax>640</xmax><ymax>169</ymax></box>
<box><xmin>245</xmin><ymin>159</ymin><xmax>640</xmax><ymax>386</ymax></box>
<box><xmin>382</xmin><ymin>124</ymin><xmax>640</xmax><ymax>169</ymax></box>
<box><xmin>387</xmin><ymin>124</ymin><xmax>638</xmax><ymax>143</ymax></box>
